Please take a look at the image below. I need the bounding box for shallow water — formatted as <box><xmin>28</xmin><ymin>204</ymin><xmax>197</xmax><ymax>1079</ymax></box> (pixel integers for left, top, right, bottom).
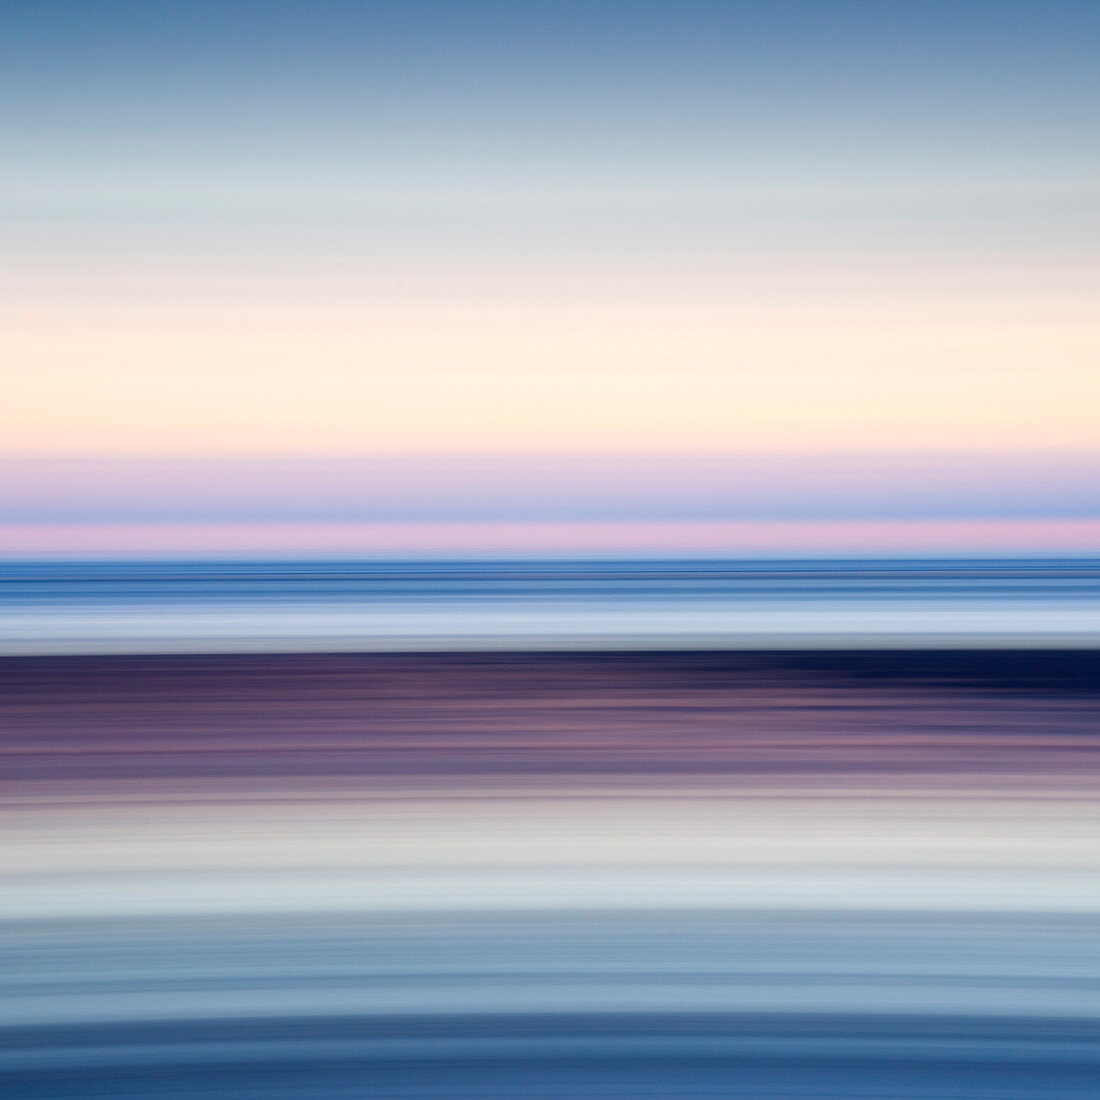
<box><xmin>2</xmin><ymin>647</ymin><xmax>1100</xmax><ymax>1096</ymax></box>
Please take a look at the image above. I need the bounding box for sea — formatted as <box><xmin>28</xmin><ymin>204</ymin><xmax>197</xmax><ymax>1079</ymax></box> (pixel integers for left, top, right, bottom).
<box><xmin>1</xmin><ymin>556</ymin><xmax>1098</xmax><ymax>653</ymax></box>
<box><xmin>3</xmin><ymin>557</ymin><xmax>1100</xmax><ymax>1098</ymax></box>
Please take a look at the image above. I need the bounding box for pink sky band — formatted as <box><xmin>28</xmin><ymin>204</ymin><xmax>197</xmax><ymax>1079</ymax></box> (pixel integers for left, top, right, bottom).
<box><xmin>3</xmin><ymin>518</ymin><xmax>1098</xmax><ymax>558</ymax></box>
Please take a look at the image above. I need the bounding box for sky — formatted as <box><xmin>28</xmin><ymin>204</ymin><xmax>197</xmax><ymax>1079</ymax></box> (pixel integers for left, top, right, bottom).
<box><xmin>2</xmin><ymin>0</ymin><xmax>1098</xmax><ymax>556</ymax></box>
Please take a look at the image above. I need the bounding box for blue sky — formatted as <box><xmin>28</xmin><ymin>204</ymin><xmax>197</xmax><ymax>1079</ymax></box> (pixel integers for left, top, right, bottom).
<box><xmin>2</xmin><ymin>1</ymin><xmax>1097</xmax><ymax>550</ymax></box>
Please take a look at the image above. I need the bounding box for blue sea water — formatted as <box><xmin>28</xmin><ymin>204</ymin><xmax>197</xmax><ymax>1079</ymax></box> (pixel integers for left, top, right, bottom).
<box><xmin>1</xmin><ymin>557</ymin><xmax>1098</xmax><ymax>653</ymax></box>
<box><xmin>2</xmin><ymin>601</ymin><xmax>1100</xmax><ymax>1098</ymax></box>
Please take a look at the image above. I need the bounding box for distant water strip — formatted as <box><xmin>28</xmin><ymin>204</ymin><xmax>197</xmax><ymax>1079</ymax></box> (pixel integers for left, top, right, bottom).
<box><xmin>1</xmin><ymin>559</ymin><xmax>1097</xmax><ymax>654</ymax></box>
